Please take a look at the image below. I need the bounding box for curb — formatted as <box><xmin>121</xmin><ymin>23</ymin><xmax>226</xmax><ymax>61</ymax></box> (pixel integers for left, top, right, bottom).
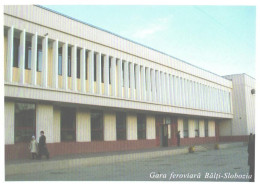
<box><xmin>5</xmin><ymin>142</ymin><xmax>245</xmax><ymax>176</ymax></box>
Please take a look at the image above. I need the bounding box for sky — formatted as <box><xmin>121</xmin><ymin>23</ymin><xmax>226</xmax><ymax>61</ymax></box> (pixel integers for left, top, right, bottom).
<box><xmin>44</xmin><ymin>5</ymin><xmax>256</xmax><ymax>78</ymax></box>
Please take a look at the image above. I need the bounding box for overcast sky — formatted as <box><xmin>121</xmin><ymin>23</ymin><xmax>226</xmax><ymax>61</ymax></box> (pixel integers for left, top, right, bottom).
<box><xmin>44</xmin><ymin>5</ymin><xmax>256</xmax><ymax>78</ymax></box>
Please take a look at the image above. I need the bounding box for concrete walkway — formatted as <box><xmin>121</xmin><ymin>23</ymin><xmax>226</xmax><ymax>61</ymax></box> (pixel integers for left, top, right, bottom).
<box><xmin>5</xmin><ymin>142</ymin><xmax>246</xmax><ymax>176</ymax></box>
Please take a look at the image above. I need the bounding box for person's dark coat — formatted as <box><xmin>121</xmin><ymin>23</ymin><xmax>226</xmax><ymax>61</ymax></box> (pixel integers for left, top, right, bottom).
<box><xmin>38</xmin><ymin>135</ymin><xmax>49</xmax><ymax>157</ymax></box>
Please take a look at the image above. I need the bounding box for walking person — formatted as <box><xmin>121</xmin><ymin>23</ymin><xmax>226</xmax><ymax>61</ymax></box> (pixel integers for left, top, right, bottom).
<box><xmin>38</xmin><ymin>131</ymin><xmax>50</xmax><ymax>160</ymax></box>
<box><xmin>248</xmin><ymin>133</ymin><xmax>255</xmax><ymax>182</ymax></box>
<box><xmin>176</xmin><ymin>131</ymin><xmax>181</xmax><ymax>147</ymax></box>
<box><xmin>28</xmin><ymin>136</ymin><xmax>38</xmax><ymax>159</ymax></box>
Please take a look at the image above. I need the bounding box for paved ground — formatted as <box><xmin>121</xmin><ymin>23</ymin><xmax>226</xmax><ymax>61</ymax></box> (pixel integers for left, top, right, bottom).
<box><xmin>6</xmin><ymin>145</ymin><xmax>251</xmax><ymax>181</ymax></box>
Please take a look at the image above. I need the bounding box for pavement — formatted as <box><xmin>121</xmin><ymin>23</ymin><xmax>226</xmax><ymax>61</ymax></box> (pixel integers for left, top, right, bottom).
<box><xmin>5</xmin><ymin>142</ymin><xmax>247</xmax><ymax>177</ymax></box>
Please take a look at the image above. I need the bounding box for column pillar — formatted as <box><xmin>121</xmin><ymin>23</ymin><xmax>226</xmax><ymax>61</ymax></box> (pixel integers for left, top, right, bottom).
<box><xmin>161</xmin><ymin>72</ymin><xmax>166</xmax><ymax>104</ymax></box>
<box><xmin>111</xmin><ymin>57</ymin><xmax>116</xmax><ymax>96</ymax></box>
<box><xmin>165</xmin><ymin>73</ymin><xmax>170</xmax><ymax>104</ymax></box>
<box><xmin>62</xmin><ymin>42</ymin><xmax>68</xmax><ymax>90</ymax></box>
<box><xmin>41</xmin><ymin>36</ymin><xmax>48</xmax><ymax>88</ymax></box>
<box><xmin>146</xmin><ymin>67</ymin><xmax>151</xmax><ymax>101</ymax></box>
<box><xmin>52</xmin><ymin>39</ymin><xmax>58</xmax><ymax>89</ymax></box>
<box><xmin>129</xmin><ymin>62</ymin><xmax>135</xmax><ymax>99</ymax></box>
<box><xmin>135</xmin><ymin>64</ymin><xmax>141</xmax><ymax>101</ymax></box>
<box><xmin>141</xmin><ymin>66</ymin><xmax>146</xmax><ymax>101</ymax></box>
<box><xmin>6</xmin><ymin>26</ymin><xmax>14</xmax><ymax>83</ymax></box>
<box><xmin>88</xmin><ymin>50</ymin><xmax>94</xmax><ymax>93</ymax></box>
<box><xmin>71</xmin><ymin>45</ymin><xmax>77</xmax><ymax>91</ymax></box>
<box><xmin>31</xmin><ymin>32</ymin><xmax>38</xmax><ymax>85</ymax></box>
<box><xmin>151</xmin><ymin>69</ymin><xmax>156</xmax><ymax>102</ymax></box>
<box><xmin>169</xmin><ymin>75</ymin><xmax>174</xmax><ymax>105</ymax></box>
<box><xmin>124</xmin><ymin>61</ymin><xmax>129</xmax><ymax>99</ymax></box>
<box><xmin>19</xmin><ymin>29</ymin><xmax>26</xmax><ymax>84</ymax></box>
<box><xmin>156</xmin><ymin>70</ymin><xmax>161</xmax><ymax>103</ymax></box>
<box><xmin>80</xmin><ymin>48</ymin><xmax>86</xmax><ymax>93</ymax></box>
<box><xmin>96</xmin><ymin>52</ymin><xmax>101</xmax><ymax>95</ymax></box>
<box><xmin>104</xmin><ymin>54</ymin><xmax>109</xmax><ymax>96</ymax></box>
<box><xmin>117</xmin><ymin>59</ymin><xmax>123</xmax><ymax>98</ymax></box>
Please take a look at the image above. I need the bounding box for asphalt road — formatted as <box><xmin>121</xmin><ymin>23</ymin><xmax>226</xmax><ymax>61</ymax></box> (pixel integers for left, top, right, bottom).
<box><xmin>6</xmin><ymin>145</ymin><xmax>251</xmax><ymax>181</ymax></box>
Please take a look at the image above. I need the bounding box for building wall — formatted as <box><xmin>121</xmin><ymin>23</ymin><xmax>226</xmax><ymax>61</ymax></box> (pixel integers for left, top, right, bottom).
<box><xmin>199</xmin><ymin>119</ymin><xmax>205</xmax><ymax>137</ymax></box>
<box><xmin>146</xmin><ymin>115</ymin><xmax>156</xmax><ymax>139</ymax></box>
<box><xmin>5</xmin><ymin>101</ymin><xmax>15</xmax><ymax>145</ymax></box>
<box><xmin>103</xmin><ymin>112</ymin><xmax>116</xmax><ymax>141</ymax></box>
<box><xmin>208</xmin><ymin>120</ymin><xmax>215</xmax><ymax>137</ymax></box>
<box><xmin>188</xmin><ymin>119</ymin><xmax>195</xmax><ymax>138</ymax></box>
<box><xmin>126</xmin><ymin>113</ymin><xmax>137</xmax><ymax>140</ymax></box>
<box><xmin>177</xmin><ymin>118</ymin><xmax>184</xmax><ymax>138</ymax></box>
<box><xmin>76</xmin><ymin>110</ymin><xmax>91</xmax><ymax>142</ymax></box>
<box><xmin>218</xmin><ymin>119</ymin><xmax>232</xmax><ymax>136</ymax></box>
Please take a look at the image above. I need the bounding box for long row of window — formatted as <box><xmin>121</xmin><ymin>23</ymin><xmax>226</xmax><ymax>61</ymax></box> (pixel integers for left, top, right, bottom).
<box><xmin>183</xmin><ymin>118</ymin><xmax>209</xmax><ymax>138</ymax></box>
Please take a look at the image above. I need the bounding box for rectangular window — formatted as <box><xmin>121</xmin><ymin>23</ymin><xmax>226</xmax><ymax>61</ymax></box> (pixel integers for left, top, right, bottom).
<box><xmin>61</xmin><ymin>108</ymin><xmax>76</xmax><ymax>142</ymax></box>
<box><xmin>37</xmin><ymin>43</ymin><xmax>42</xmax><ymax>72</ymax></box>
<box><xmin>116</xmin><ymin>112</ymin><xmax>126</xmax><ymax>140</ymax></box>
<box><xmin>15</xmin><ymin>103</ymin><xmax>36</xmax><ymax>143</ymax></box>
<box><xmin>25</xmin><ymin>41</ymin><xmax>31</xmax><ymax>69</ymax></box>
<box><xmin>58</xmin><ymin>47</ymin><xmax>62</xmax><ymax>75</ymax></box>
<box><xmin>77</xmin><ymin>49</ymin><xmax>80</xmax><ymax>78</ymax></box>
<box><xmin>13</xmin><ymin>38</ymin><xmax>19</xmax><ymax>67</ymax></box>
<box><xmin>183</xmin><ymin>118</ymin><xmax>189</xmax><ymax>138</ymax></box>
<box><xmin>91</xmin><ymin>111</ymin><xmax>103</xmax><ymax>141</ymax></box>
<box><xmin>195</xmin><ymin>119</ymin><xmax>199</xmax><ymax>137</ymax></box>
<box><xmin>137</xmin><ymin>114</ymin><xmax>146</xmax><ymax>140</ymax></box>
<box><xmin>205</xmin><ymin>120</ymin><xmax>208</xmax><ymax>137</ymax></box>
<box><xmin>68</xmin><ymin>47</ymin><xmax>71</xmax><ymax>77</ymax></box>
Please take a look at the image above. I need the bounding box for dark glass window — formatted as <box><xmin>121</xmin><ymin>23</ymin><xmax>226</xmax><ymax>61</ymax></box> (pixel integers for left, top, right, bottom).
<box><xmin>37</xmin><ymin>43</ymin><xmax>42</xmax><ymax>72</ymax></box>
<box><xmin>61</xmin><ymin>108</ymin><xmax>76</xmax><ymax>142</ymax></box>
<box><xmin>116</xmin><ymin>112</ymin><xmax>126</xmax><ymax>140</ymax></box>
<box><xmin>68</xmin><ymin>47</ymin><xmax>71</xmax><ymax>77</ymax></box>
<box><xmin>58</xmin><ymin>47</ymin><xmax>62</xmax><ymax>75</ymax></box>
<box><xmin>183</xmin><ymin>118</ymin><xmax>189</xmax><ymax>138</ymax></box>
<box><xmin>15</xmin><ymin>103</ymin><xmax>36</xmax><ymax>143</ymax></box>
<box><xmin>25</xmin><ymin>41</ymin><xmax>31</xmax><ymax>69</ymax></box>
<box><xmin>77</xmin><ymin>49</ymin><xmax>80</xmax><ymax>78</ymax></box>
<box><xmin>13</xmin><ymin>38</ymin><xmax>19</xmax><ymax>67</ymax></box>
<box><xmin>137</xmin><ymin>114</ymin><xmax>146</xmax><ymax>140</ymax></box>
<box><xmin>195</xmin><ymin>119</ymin><xmax>199</xmax><ymax>137</ymax></box>
<box><xmin>91</xmin><ymin>111</ymin><xmax>103</xmax><ymax>141</ymax></box>
<box><xmin>205</xmin><ymin>120</ymin><xmax>208</xmax><ymax>137</ymax></box>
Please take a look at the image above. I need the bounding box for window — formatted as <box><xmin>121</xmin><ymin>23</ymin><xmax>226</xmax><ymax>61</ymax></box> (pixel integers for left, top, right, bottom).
<box><xmin>13</xmin><ymin>37</ymin><xmax>19</xmax><ymax>67</ymax></box>
<box><xmin>15</xmin><ymin>103</ymin><xmax>36</xmax><ymax>143</ymax></box>
<box><xmin>61</xmin><ymin>108</ymin><xmax>76</xmax><ymax>142</ymax></box>
<box><xmin>205</xmin><ymin>120</ymin><xmax>208</xmax><ymax>137</ymax></box>
<box><xmin>68</xmin><ymin>47</ymin><xmax>71</xmax><ymax>77</ymax></box>
<box><xmin>91</xmin><ymin>111</ymin><xmax>103</xmax><ymax>141</ymax></box>
<box><xmin>137</xmin><ymin>114</ymin><xmax>146</xmax><ymax>139</ymax></box>
<box><xmin>77</xmin><ymin>49</ymin><xmax>80</xmax><ymax>78</ymax></box>
<box><xmin>116</xmin><ymin>112</ymin><xmax>126</xmax><ymax>140</ymax></box>
<box><xmin>58</xmin><ymin>47</ymin><xmax>62</xmax><ymax>75</ymax></box>
<box><xmin>25</xmin><ymin>41</ymin><xmax>31</xmax><ymax>69</ymax></box>
<box><xmin>195</xmin><ymin>119</ymin><xmax>199</xmax><ymax>137</ymax></box>
<box><xmin>183</xmin><ymin>118</ymin><xmax>189</xmax><ymax>138</ymax></box>
<box><xmin>37</xmin><ymin>43</ymin><xmax>42</xmax><ymax>72</ymax></box>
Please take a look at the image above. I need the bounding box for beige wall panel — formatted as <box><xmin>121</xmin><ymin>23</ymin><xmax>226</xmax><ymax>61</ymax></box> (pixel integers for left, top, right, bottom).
<box><xmin>177</xmin><ymin>118</ymin><xmax>184</xmax><ymax>138</ymax></box>
<box><xmin>5</xmin><ymin>101</ymin><xmax>15</xmax><ymax>144</ymax></box>
<box><xmin>219</xmin><ymin>119</ymin><xmax>232</xmax><ymax>136</ymax></box>
<box><xmin>168</xmin><ymin>124</ymin><xmax>171</xmax><ymax>139</ymax></box>
<box><xmin>76</xmin><ymin>110</ymin><xmax>91</xmax><ymax>142</ymax></box>
<box><xmin>103</xmin><ymin>112</ymin><xmax>116</xmax><ymax>141</ymax></box>
<box><xmin>146</xmin><ymin>115</ymin><xmax>156</xmax><ymax>139</ymax></box>
<box><xmin>4</xmin><ymin>36</ymin><xmax>8</xmax><ymax>81</ymax></box>
<box><xmin>25</xmin><ymin>69</ymin><xmax>31</xmax><ymax>84</ymax></box>
<box><xmin>53</xmin><ymin>108</ymin><xmax>61</xmax><ymax>143</ymax></box>
<box><xmin>199</xmin><ymin>119</ymin><xmax>205</xmax><ymax>137</ymax></box>
<box><xmin>37</xmin><ymin>72</ymin><xmax>41</xmax><ymax>85</ymax></box>
<box><xmin>12</xmin><ymin>68</ymin><xmax>19</xmax><ymax>82</ymax></box>
<box><xmin>188</xmin><ymin>119</ymin><xmax>195</xmax><ymax>138</ymax></box>
<box><xmin>126</xmin><ymin>113</ymin><xmax>137</xmax><ymax>140</ymax></box>
<box><xmin>208</xmin><ymin>120</ymin><xmax>215</xmax><ymax>137</ymax></box>
<box><xmin>47</xmin><ymin>47</ymin><xmax>53</xmax><ymax>87</ymax></box>
<box><xmin>58</xmin><ymin>75</ymin><xmax>62</xmax><ymax>89</ymax></box>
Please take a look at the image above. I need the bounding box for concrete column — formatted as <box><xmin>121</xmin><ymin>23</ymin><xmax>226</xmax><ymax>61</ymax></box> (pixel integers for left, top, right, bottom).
<box><xmin>141</xmin><ymin>66</ymin><xmax>146</xmax><ymax>101</ymax></box>
<box><xmin>41</xmin><ymin>36</ymin><xmax>48</xmax><ymax>88</ymax></box>
<box><xmin>111</xmin><ymin>57</ymin><xmax>116</xmax><ymax>96</ymax></box>
<box><xmin>88</xmin><ymin>50</ymin><xmax>94</xmax><ymax>93</ymax></box>
<box><xmin>161</xmin><ymin>72</ymin><xmax>166</xmax><ymax>104</ymax></box>
<box><xmin>129</xmin><ymin>62</ymin><xmax>135</xmax><ymax>100</ymax></box>
<box><xmin>76</xmin><ymin>110</ymin><xmax>91</xmax><ymax>142</ymax></box>
<box><xmin>117</xmin><ymin>59</ymin><xmax>123</xmax><ymax>98</ymax></box>
<box><xmin>96</xmin><ymin>52</ymin><xmax>101</xmax><ymax>95</ymax></box>
<box><xmin>80</xmin><ymin>48</ymin><xmax>86</xmax><ymax>93</ymax></box>
<box><xmin>146</xmin><ymin>67</ymin><xmax>151</xmax><ymax>101</ymax></box>
<box><xmin>135</xmin><ymin>64</ymin><xmax>141</xmax><ymax>101</ymax></box>
<box><xmin>146</xmin><ymin>115</ymin><xmax>156</xmax><ymax>139</ymax></box>
<box><xmin>188</xmin><ymin>119</ymin><xmax>195</xmax><ymax>138</ymax></box>
<box><xmin>183</xmin><ymin>79</ymin><xmax>187</xmax><ymax>108</ymax></box>
<box><xmin>165</xmin><ymin>73</ymin><xmax>170</xmax><ymax>104</ymax></box>
<box><xmin>186</xmin><ymin>80</ymin><xmax>191</xmax><ymax>108</ymax></box>
<box><xmin>169</xmin><ymin>75</ymin><xmax>173</xmax><ymax>105</ymax></box>
<box><xmin>180</xmin><ymin>78</ymin><xmax>184</xmax><ymax>107</ymax></box>
<box><xmin>62</xmin><ymin>43</ymin><xmax>68</xmax><ymax>90</ymax></box>
<box><xmin>199</xmin><ymin>119</ymin><xmax>205</xmax><ymax>137</ymax></box>
<box><xmin>156</xmin><ymin>70</ymin><xmax>161</xmax><ymax>103</ymax></box>
<box><xmin>124</xmin><ymin>61</ymin><xmax>129</xmax><ymax>99</ymax></box>
<box><xmin>197</xmin><ymin>83</ymin><xmax>201</xmax><ymax>109</ymax></box>
<box><xmin>104</xmin><ymin>54</ymin><xmax>109</xmax><ymax>96</ymax></box>
<box><xmin>126</xmin><ymin>113</ymin><xmax>137</xmax><ymax>140</ymax></box>
<box><xmin>36</xmin><ymin>104</ymin><xmax>53</xmax><ymax>143</ymax></box>
<box><xmin>208</xmin><ymin>120</ymin><xmax>215</xmax><ymax>137</ymax></box>
<box><xmin>53</xmin><ymin>108</ymin><xmax>61</xmax><ymax>143</ymax></box>
<box><xmin>103</xmin><ymin>112</ymin><xmax>116</xmax><ymax>141</ymax></box>
<box><xmin>151</xmin><ymin>69</ymin><xmax>156</xmax><ymax>102</ymax></box>
<box><xmin>31</xmin><ymin>32</ymin><xmax>38</xmax><ymax>85</ymax></box>
<box><xmin>6</xmin><ymin>26</ymin><xmax>14</xmax><ymax>83</ymax></box>
<box><xmin>5</xmin><ymin>102</ymin><xmax>15</xmax><ymax>144</ymax></box>
<box><xmin>52</xmin><ymin>39</ymin><xmax>58</xmax><ymax>89</ymax></box>
<box><xmin>177</xmin><ymin>118</ymin><xmax>184</xmax><ymax>138</ymax></box>
<box><xmin>173</xmin><ymin>76</ymin><xmax>178</xmax><ymax>106</ymax></box>
<box><xmin>71</xmin><ymin>45</ymin><xmax>77</xmax><ymax>91</ymax></box>
<box><xmin>19</xmin><ymin>29</ymin><xmax>26</xmax><ymax>84</ymax></box>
